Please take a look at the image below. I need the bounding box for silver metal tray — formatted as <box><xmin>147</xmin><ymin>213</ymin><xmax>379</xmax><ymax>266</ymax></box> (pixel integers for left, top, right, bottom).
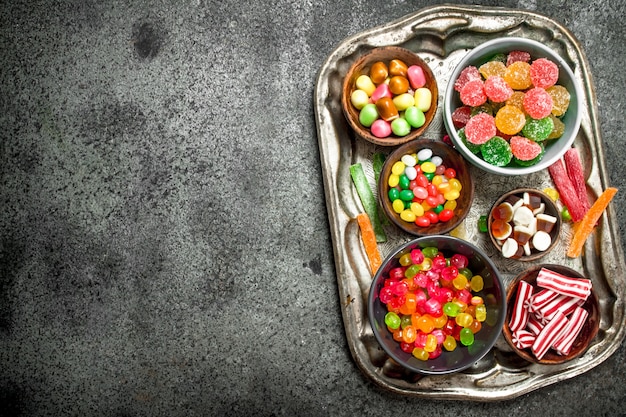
<box><xmin>314</xmin><ymin>5</ymin><xmax>626</xmax><ymax>400</ymax></box>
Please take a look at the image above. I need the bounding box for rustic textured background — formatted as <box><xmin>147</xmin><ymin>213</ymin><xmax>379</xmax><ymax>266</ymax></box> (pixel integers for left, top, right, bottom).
<box><xmin>1</xmin><ymin>0</ymin><xmax>624</xmax><ymax>415</ymax></box>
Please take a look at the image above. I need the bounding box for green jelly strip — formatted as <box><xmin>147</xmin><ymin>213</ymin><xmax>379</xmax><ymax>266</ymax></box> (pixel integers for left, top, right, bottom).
<box><xmin>350</xmin><ymin>163</ymin><xmax>387</xmax><ymax>243</ymax></box>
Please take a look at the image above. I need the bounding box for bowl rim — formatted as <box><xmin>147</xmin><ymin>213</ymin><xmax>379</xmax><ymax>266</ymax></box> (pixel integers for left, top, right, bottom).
<box><xmin>341</xmin><ymin>45</ymin><xmax>439</xmax><ymax>146</ymax></box>
<box><xmin>367</xmin><ymin>235</ymin><xmax>506</xmax><ymax>375</ymax></box>
<box><xmin>487</xmin><ymin>187</ymin><xmax>563</xmax><ymax>261</ymax></box>
<box><xmin>443</xmin><ymin>37</ymin><xmax>584</xmax><ymax>176</ymax></box>
<box><xmin>378</xmin><ymin>138</ymin><xmax>475</xmax><ymax>236</ymax></box>
<box><xmin>502</xmin><ymin>263</ymin><xmax>600</xmax><ymax>364</ymax></box>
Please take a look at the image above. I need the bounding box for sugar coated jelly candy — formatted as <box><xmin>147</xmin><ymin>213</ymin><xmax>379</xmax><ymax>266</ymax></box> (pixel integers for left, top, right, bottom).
<box><xmin>523</xmin><ymin>87</ymin><xmax>554</xmax><ymax>119</ymax></box>
<box><xmin>460</xmin><ymin>79</ymin><xmax>487</xmax><ymax>107</ymax></box>
<box><xmin>522</xmin><ymin>116</ymin><xmax>554</xmax><ymax>141</ymax></box>
<box><xmin>547</xmin><ymin>115</ymin><xmax>565</xmax><ymax>139</ymax></box>
<box><xmin>479</xmin><ymin>60</ymin><xmax>506</xmax><ymax>79</ymax></box>
<box><xmin>454</xmin><ymin>65</ymin><xmax>481</xmax><ymax>92</ymax></box>
<box><xmin>530</xmin><ymin>58</ymin><xmax>559</xmax><ymax>89</ymax></box>
<box><xmin>484</xmin><ymin>75</ymin><xmax>513</xmax><ymax>102</ymax></box>
<box><xmin>510</xmin><ymin>135</ymin><xmax>543</xmax><ymax>161</ymax></box>
<box><xmin>457</xmin><ymin>128</ymin><xmax>481</xmax><ymax>155</ymax></box>
<box><xmin>369</xmin><ymin>61</ymin><xmax>389</xmax><ymax>84</ymax></box>
<box><xmin>495</xmin><ymin>105</ymin><xmax>526</xmax><ymax>135</ymax></box>
<box><xmin>507</xmin><ymin>50</ymin><xmax>531</xmax><ymax>66</ymax></box>
<box><xmin>506</xmin><ymin>91</ymin><xmax>526</xmax><ymax>110</ymax></box>
<box><xmin>504</xmin><ymin>61</ymin><xmax>532</xmax><ymax>90</ymax></box>
<box><xmin>546</xmin><ymin>85</ymin><xmax>570</xmax><ymax>116</ymax></box>
<box><xmin>452</xmin><ymin>106</ymin><xmax>472</xmax><ymax>128</ymax></box>
<box><xmin>482</xmin><ymin>136</ymin><xmax>513</xmax><ymax>167</ymax></box>
<box><xmin>465</xmin><ymin>112</ymin><xmax>496</xmax><ymax>145</ymax></box>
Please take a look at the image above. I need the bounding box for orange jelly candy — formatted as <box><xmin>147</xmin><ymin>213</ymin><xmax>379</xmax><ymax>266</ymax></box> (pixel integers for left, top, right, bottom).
<box><xmin>506</xmin><ymin>91</ymin><xmax>526</xmax><ymax>111</ymax></box>
<box><xmin>504</xmin><ymin>61</ymin><xmax>532</xmax><ymax>90</ymax></box>
<box><xmin>546</xmin><ymin>85</ymin><xmax>571</xmax><ymax>116</ymax></box>
<box><xmin>491</xmin><ymin>219</ymin><xmax>512</xmax><ymax>240</ymax></box>
<box><xmin>548</xmin><ymin>115</ymin><xmax>565</xmax><ymax>139</ymax></box>
<box><xmin>495</xmin><ymin>105</ymin><xmax>526</xmax><ymax>135</ymax></box>
<box><xmin>479</xmin><ymin>60</ymin><xmax>506</xmax><ymax>79</ymax></box>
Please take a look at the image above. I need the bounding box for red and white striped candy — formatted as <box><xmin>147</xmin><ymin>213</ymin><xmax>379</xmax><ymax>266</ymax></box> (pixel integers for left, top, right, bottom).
<box><xmin>534</xmin><ymin>294</ymin><xmax>584</xmax><ymax>324</ymax></box>
<box><xmin>536</xmin><ymin>267</ymin><xmax>591</xmax><ymax>300</ymax></box>
<box><xmin>528</xmin><ymin>288</ymin><xmax>559</xmax><ymax>312</ymax></box>
<box><xmin>509</xmin><ymin>280</ymin><xmax>534</xmax><ymax>332</ymax></box>
<box><xmin>532</xmin><ymin>310</ymin><xmax>569</xmax><ymax>360</ymax></box>
<box><xmin>512</xmin><ymin>329</ymin><xmax>535</xmax><ymax>349</ymax></box>
<box><xmin>527</xmin><ymin>314</ymin><xmax>544</xmax><ymax>335</ymax></box>
<box><xmin>553</xmin><ymin>306</ymin><xmax>589</xmax><ymax>355</ymax></box>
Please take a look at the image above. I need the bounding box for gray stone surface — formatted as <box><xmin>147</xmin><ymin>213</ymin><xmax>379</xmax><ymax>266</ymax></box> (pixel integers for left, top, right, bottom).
<box><xmin>1</xmin><ymin>0</ymin><xmax>625</xmax><ymax>415</ymax></box>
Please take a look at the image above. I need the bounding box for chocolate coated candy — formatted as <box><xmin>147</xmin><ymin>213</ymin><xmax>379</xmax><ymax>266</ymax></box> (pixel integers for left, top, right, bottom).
<box><xmin>375</xmin><ymin>97</ymin><xmax>399</xmax><ymax>121</ymax></box>
<box><xmin>369</xmin><ymin>61</ymin><xmax>388</xmax><ymax>84</ymax></box>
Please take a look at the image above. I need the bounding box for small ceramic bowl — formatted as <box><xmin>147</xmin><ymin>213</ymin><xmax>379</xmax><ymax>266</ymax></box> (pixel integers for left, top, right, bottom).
<box><xmin>443</xmin><ymin>37</ymin><xmax>583</xmax><ymax>175</ymax></box>
<box><xmin>342</xmin><ymin>46</ymin><xmax>438</xmax><ymax>146</ymax></box>
<box><xmin>503</xmin><ymin>264</ymin><xmax>600</xmax><ymax>364</ymax></box>
<box><xmin>488</xmin><ymin>188</ymin><xmax>562</xmax><ymax>261</ymax></box>
<box><xmin>379</xmin><ymin>139</ymin><xmax>474</xmax><ymax>237</ymax></box>
<box><xmin>368</xmin><ymin>235</ymin><xmax>506</xmax><ymax>375</ymax></box>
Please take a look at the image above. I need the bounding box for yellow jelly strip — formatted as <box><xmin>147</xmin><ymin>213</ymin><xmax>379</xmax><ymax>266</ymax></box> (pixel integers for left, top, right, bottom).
<box><xmin>567</xmin><ymin>187</ymin><xmax>618</xmax><ymax>258</ymax></box>
<box><xmin>356</xmin><ymin>213</ymin><xmax>383</xmax><ymax>276</ymax></box>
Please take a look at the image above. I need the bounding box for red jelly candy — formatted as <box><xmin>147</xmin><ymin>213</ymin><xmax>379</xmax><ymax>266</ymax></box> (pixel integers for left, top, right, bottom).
<box><xmin>451</xmin><ymin>106</ymin><xmax>472</xmax><ymax>128</ymax></box>
<box><xmin>506</xmin><ymin>50</ymin><xmax>531</xmax><ymax>66</ymax></box>
<box><xmin>484</xmin><ymin>75</ymin><xmax>514</xmax><ymax>102</ymax></box>
<box><xmin>523</xmin><ymin>87</ymin><xmax>554</xmax><ymax>119</ymax></box>
<box><xmin>465</xmin><ymin>112</ymin><xmax>496</xmax><ymax>145</ymax></box>
<box><xmin>460</xmin><ymin>79</ymin><xmax>487</xmax><ymax>107</ymax></box>
<box><xmin>530</xmin><ymin>58</ymin><xmax>559</xmax><ymax>89</ymax></box>
<box><xmin>510</xmin><ymin>135</ymin><xmax>543</xmax><ymax>161</ymax></box>
<box><xmin>454</xmin><ymin>65</ymin><xmax>481</xmax><ymax>92</ymax></box>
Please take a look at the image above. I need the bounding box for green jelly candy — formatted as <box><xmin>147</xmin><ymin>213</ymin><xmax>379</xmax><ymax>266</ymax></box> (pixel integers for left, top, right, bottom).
<box><xmin>482</xmin><ymin>136</ymin><xmax>512</xmax><ymax>167</ymax></box>
<box><xmin>359</xmin><ymin>103</ymin><xmax>379</xmax><ymax>127</ymax></box>
<box><xmin>433</xmin><ymin>204</ymin><xmax>444</xmax><ymax>214</ymax></box>
<box><xmin>443</xmin><ymin>302</ymin><xmax>460</xmax><ymax>317</ymax></box>
<box><xmin>478</xmin><ymin>215</ymin><xmax>488</xmax><ymax>233</ymax></box>
<box><xmin>460</xmin><ymin>328</ymin><xmax>475</xmax><ymax>346</ymax></box>
<box><xmin>400</xmin><ymin>315</ymin><xmax>412</xmax><ymax>329</ymax></box>
<box><xmin>522</xmin><ymin>116</ymin><xmax>554</xmax><ymax>141</ymax></box>
<box><xmin>404</xmin><ymin>106</ymin><xmax>426</xmax><ymax>128</ymax></box>
<box><xmin>405</xmin><ymin>264</ymin><xmax>421</xmax><ymax>278</ymax></box>
<box><xmin>391</xmin><ymin>117</ymin><xmax>411</xmax><ymax>136</ymax></box>
<box><xmin>388</xmin><ymin>188</ymin><xmax>400</xmax><ymax>201</ymax></box>
<box><xmin>471</xmin><ymin>102</ymin><xmax>494</xmax><ymax>116</ymax></box>
<box><xmin>459</xmin><ymin>267</ymin><xmax>473</xmax><ymax>280</ymax></box>
<box><xmin>489</xmin><ymin>52</ymin><xmax>507</xmax><ymax>64</ymax></box>
<box><xmin>385</xmin><ymin>312</ymin><xmax>401</xmax><ymax>329</ymax></box>
<box><xmin>399</xmin><ymin>174</ymin><xmax>410</xmax><ymax>190</ymax></box>
<box><xmin>458</xmin><ymin>128</ymin><xmax>481</xmax><ymax>155</ymax></box>
<box><xmin>399</xmin><ymin>189</ymin><xmax>414</xmax><ymax>201</ymax></box>
<box><xmin>422</xmin><ymin>246</ymin><xmax>439</xmax><ymax>259</ymax></box>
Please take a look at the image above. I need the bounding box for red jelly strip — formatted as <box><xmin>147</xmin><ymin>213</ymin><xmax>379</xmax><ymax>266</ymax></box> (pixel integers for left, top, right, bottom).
<box><xmin>563</xmin><ymin>147</ymin><xmax>590</xmax><ymax>216</ymax></box>
<box><xmin>548</xmin><ymin>158</ymin><xmax>587</xmax><ymax>222</ymax></box>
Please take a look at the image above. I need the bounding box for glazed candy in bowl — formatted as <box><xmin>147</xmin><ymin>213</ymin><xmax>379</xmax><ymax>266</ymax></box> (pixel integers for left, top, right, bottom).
<box><xmin>368</xmin><ymin>236</ymin><xmax>506</xmax><ymax>375</ymax></box>
<box><xmin>443</xmin><ymin>37</ymin><xmax>583</xmax><ymax>175</ymax></box>
<box><xmin>342</xmin><ymin>46</ymin><xmax>438</xmax><ymax>146</ymax></box>
<box><xmin>379</xmin><ymin>139</ymin><xmax>474</xmax><ymax>237</ymax></box>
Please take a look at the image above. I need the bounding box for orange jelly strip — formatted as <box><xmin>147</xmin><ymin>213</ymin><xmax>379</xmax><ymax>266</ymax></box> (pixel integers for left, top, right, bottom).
<box><xmin>566</xmin><ymin>187</ymin><xmax>618</xmax><ymax>258</ymax></box>
<box><xmin>356</xmin><ymin>213</ymin><xmax>383</xmax><ymax>275</ymax></box>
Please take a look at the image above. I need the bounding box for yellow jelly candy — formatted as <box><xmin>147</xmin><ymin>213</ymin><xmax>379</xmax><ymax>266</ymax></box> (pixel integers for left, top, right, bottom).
<box><xmin>506</xmin><ymin>91</ymin><xmax>526</xmax><ymax>111</ymax></box>
<box><xmin>410</xmin><ymin>202</ymin><xmax>424</xmax><ymax>217</ymax></box>
<box><xmin>543</xmin><ymin>187</ymin><xmax>560</xmax><ymax>201</ymax></box>
<box><xmin>400</xmin><ymin>209</ymin><xmax>416</xmax><ymax>222</ymax></box>
<box><xmin>495</xmin><ymin>105</ymin><xmax>526</xmax><ymax>135</ymax></box>
<box><xmin>504</xmin><ymin>61</ymin><xmax>532</xmax><ymax>90</ymax></box>
<box><xmin>392</xmin><ymin>199</ymin><xmax>405</xmax><ymax>213</ymax></box>
<box><xmin>444</xmin><ymin>200</ymin><xmax>457</xmax><ymax>211</ymax></box>
<box><xmin>547</xmin><ymin>85</ymin><xmax>571</xmax><ymax>116</ymax></box>
<box><xmin>479</xmin><ymin>60</ymin><xmax>506</xmax><ymax>79</ymax></box>
<box><xmin>548</xmin><ymin>115</ymin><xmax>565</xmax><ymax>139</ymax></box>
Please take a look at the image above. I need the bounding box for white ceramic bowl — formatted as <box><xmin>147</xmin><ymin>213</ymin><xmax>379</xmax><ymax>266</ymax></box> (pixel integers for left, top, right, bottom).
<box><xmin>443</xmin><ymin>37</ymin><xmax>583</xmax><ymax>176</ymax></box>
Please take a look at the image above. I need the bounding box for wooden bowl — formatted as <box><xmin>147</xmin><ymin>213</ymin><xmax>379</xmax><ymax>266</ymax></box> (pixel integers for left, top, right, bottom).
<box><xmin>341</xmin><ymin>46</ymin><xmax>438</xmax><ymax>146</ymax></box>
<box><xmin>379</xmin><ymin>139</ymin><xmax>474</xmax><ymax>236</ymax></box>
<box><xmin>502</xmin><ymin>264</ymin><xmax>600</xmax><ymax>365</ymax></box>
<box><xmin>488</xmin><ymin>188</ymin><xmax>562</xmax><ymax>261</ymax></box>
